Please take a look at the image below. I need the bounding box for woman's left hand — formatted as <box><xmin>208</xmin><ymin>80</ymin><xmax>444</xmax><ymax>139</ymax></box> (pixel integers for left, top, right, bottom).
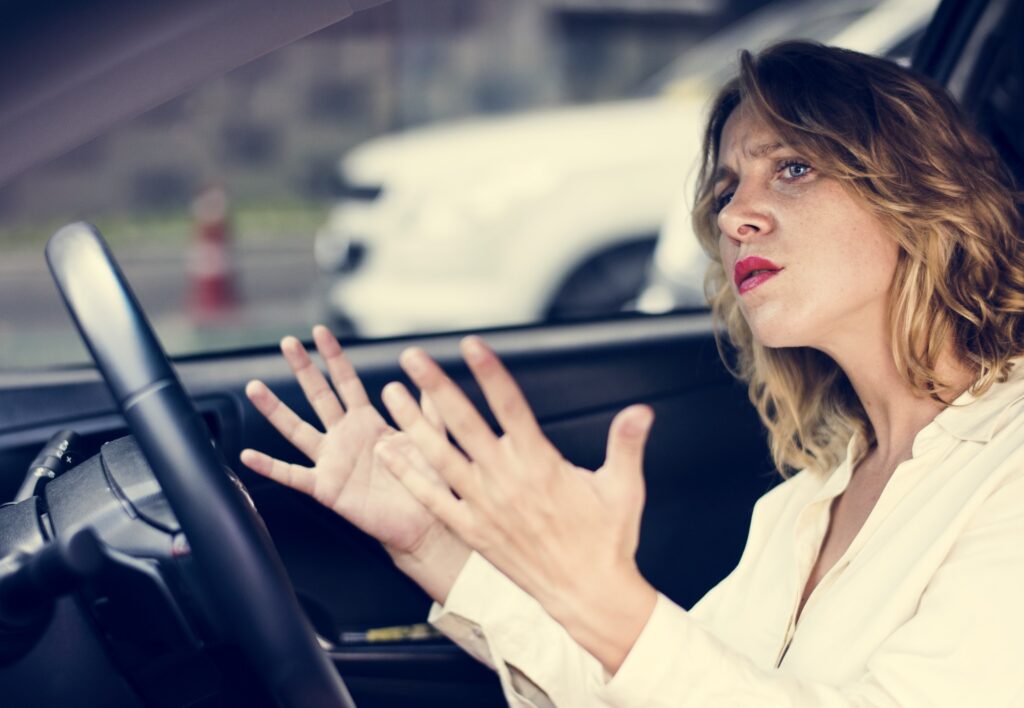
<box><xmin>375</xmin><ymin>335</ymin><xmax>659</xmax><ymax>673</ymax></box>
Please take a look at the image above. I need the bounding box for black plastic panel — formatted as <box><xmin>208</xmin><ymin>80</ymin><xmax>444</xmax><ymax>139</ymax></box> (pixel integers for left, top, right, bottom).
<box><xmin>0</xmin><ymin>595</ymin><xmax>143</xmax><ymax>708</ymax></box>
<box><xmin>0</xmin><ymin>498</ymin><xmax>46</xmax><ymax>557</ymax></box>
<box><xmin>102</xmin><ymin>436</ymin><xmax>180</xmax><ymax>534</ymax></box>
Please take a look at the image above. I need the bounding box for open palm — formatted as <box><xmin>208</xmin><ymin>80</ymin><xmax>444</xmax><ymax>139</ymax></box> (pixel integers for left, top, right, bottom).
<box><xmin>240</xmin><ymin>326</ymin><xmax>443</xmax><ymax>554</ymax></box>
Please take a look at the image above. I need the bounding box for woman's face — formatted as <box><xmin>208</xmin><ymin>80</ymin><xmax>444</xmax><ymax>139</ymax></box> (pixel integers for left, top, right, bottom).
<box><xmin>715</xmin><ymin>105</ymin><xmax>900</xmax><ymax>352</ymax></box>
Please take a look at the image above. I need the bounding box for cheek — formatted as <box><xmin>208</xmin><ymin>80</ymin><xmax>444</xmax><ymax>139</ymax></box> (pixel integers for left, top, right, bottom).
<box><xmin>838</xmin><ymin>225</ymin><xmax>899</xmax><ymax>294</ymax></box>
<box><xmin>871</xmin><ymin>244</ymin><xmax>899</xmax><ymax>295</ymax></box>
<box><xmin>718</xmin><ymin>233</ymin><xmax>735</xmax><ymax>269</ymax></box>
<box><xmin>804</xmin><ymin>188</ymin><xmax>899</xmax><ymax>292</ymax></box>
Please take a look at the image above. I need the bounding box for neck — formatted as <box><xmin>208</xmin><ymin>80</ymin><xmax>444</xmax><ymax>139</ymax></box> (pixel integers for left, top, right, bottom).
<box><xmin>815</xmin><ymin>319</ymin><xmax>974</xmax><ymax>466</ymax></box>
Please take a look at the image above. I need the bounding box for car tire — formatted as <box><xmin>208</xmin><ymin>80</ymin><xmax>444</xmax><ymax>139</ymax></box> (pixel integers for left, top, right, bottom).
<box><xmin>545</xmin><ymin>238</ymin><xmax>657</xmax><ymax>321</ymax></box>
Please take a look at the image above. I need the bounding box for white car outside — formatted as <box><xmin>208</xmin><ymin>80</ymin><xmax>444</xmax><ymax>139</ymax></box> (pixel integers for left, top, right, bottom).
<box><xmin>315</xmin><ymin>0</ymin><xmax>938</xmax><ymax>338</ymax></box>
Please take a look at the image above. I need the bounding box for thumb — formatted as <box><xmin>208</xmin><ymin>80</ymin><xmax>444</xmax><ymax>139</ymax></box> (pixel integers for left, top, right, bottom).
<box><xmin>604</xmin><ymin>404</ymin><xmax>654</xmax><ymax>478</ymax></box>
<box><xmin>420</xmin><ymin>391</ymin><xmax>446</xmax><ymax>433</ymax></box>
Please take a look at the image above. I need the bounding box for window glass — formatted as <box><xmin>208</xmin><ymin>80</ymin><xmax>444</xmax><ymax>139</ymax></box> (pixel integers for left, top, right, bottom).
<box><xmin>0</xmin><ymin>0</ymin><xmax>937</xmax><ymax>369</ymax></box>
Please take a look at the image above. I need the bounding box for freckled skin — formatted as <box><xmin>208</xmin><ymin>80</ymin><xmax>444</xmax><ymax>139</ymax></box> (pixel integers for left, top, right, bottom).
<box><xmin>716</xmin><ymin>106</ymin><xmax>899</xmax><ymax>352</ymax></box>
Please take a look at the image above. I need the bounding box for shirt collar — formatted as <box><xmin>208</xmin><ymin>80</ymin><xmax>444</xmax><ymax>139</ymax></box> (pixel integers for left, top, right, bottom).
<box><xmin>931</xmin><ymin>357</ymin><xmax>1024</xmax><ymax>443</ymax></box>
<box><xmin>811</xmin><ymin>358</ymin><xmax>1024</xmax><ymax>497</ymax></box>
<box><xmin>811</xmin><ymin>434</ymin><xmax>863</xmax><ymax>502</ymax></box>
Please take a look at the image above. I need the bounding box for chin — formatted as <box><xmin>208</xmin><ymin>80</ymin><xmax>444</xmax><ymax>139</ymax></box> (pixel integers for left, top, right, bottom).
<box><xmin>750</xmin><ymin>330</ymin><xmax>803</xmax><ymax>349</ymax></box>
<box><xmin>741</xmin><ymin>308</ymin><xmax>810</xmax><ymax>350</ymax></box>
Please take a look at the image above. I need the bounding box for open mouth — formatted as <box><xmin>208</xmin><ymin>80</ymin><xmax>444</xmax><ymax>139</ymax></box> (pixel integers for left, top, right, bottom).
<box><xmin>734</xmin><ymin>256</ymin><xmax>782</xmax><ymax>295</ymax></box>
<box><xmin>738</xmin><ymin>269</ymin><xmax>781</xmax><ymax>294</ymax></box>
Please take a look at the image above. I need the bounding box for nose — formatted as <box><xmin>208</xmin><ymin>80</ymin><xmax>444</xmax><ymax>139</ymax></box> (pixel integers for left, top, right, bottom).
<box><xmin>717</xmin><ymin>181</ymin><xmax>773</xmax><ymax>244</ymax></box>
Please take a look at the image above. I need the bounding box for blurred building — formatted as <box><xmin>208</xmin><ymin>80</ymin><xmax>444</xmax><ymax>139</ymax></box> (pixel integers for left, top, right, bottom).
<box><xmin>0</xmin><ymin>0</ymin><xmax>766</xmax><ymax>231</ymax></box>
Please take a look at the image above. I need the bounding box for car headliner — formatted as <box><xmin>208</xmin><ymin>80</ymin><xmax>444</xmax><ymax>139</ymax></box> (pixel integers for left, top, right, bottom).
<box><xmin>0</xmin><ymin>0</ymin><xmax>388</xmax><ymax>189</ymax></box>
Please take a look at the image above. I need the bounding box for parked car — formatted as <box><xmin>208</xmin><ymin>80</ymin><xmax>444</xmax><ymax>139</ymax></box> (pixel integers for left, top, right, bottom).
<box><xmin>0</xmin><ymin>0</ymin><xmax>1018</xmax><ymax>706</ymax></box>
<box><xmin>315</xmin><ymin>0</ymin><xmax>937</xmax><ymax>338</ymax></box>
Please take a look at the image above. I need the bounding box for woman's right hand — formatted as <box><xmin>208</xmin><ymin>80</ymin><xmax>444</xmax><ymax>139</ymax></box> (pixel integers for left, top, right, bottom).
<box><xmin>239</xmin><ymin>325</ymin><xmax>450</xmax><ymax>558</ymax></box>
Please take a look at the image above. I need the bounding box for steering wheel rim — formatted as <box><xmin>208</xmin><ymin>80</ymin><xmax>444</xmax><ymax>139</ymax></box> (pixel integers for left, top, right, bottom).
<box><xmin>45</xmin><ymin>222</ymin><xmax>354</xmax><ymax>708</ymax></box>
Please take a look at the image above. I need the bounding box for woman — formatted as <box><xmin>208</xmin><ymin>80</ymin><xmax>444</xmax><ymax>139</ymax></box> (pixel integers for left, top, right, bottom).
<box><xmin>242</xmin><ymin>41</ymin><xmax>1024</xmax><ymax>705</ymax></box>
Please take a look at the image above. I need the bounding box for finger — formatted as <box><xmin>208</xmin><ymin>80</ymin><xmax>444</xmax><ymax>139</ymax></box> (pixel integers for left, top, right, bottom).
<box><xmin>313</xmin><ymin>324</ymin><xmax>371</xmax><ymax>409</ymax></box>
<box><xmin>381</xmin><ymin>381</ymin><xmax>478</xmax><ymax>496</ymax></box>
<box><xmin>401</xmin><ymin>437</ymin><xmax>448</xmax><ymax>486</ymax></box>
<box><xmin>398</xmin><ymin>347</ymin><xmax>501</xmax><ymax>467</ymax></box>
<box><xmin>604</xmin><ymin>405</ymin><xmax>655</xmax><ymax>480</ymax></box>
<box><xmin>374</xmin><ymin>438</ymin><xmax>470</xmax><ymax>533</ymax></box>
<box><xmin>420</xmin><ymin>391</ymin><xmax>446</xmax><ymax>434</ymax></box>
<box><xmin>280</xmin><ymin>336</ymin><xmax>345</xmax><ymax>428</ymax></box>
<box><xmin>240</xmin><ymin>448</ymin><xmax>316</xmax><ymax>496</ymax></box>
<box><xmin>246</xmin><ymin>379</ymin><xmax>323</xmax><ymax>460</ymax></box>
<box><xmin>460</xmin><ymin>336</ymin><xmax>552</xmax><ymax>455</ymax></box>
<box><xmin>376</xmin><ymin>434</ymin><xmax>447</xmax><ymax>489</ymax></box>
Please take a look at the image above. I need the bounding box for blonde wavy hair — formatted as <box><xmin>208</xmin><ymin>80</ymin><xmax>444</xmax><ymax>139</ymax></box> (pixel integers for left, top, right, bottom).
<box><xmin>692</xmin><ymin>42</ymin><xmax>1024</xmax><ymax>476</ymax></box>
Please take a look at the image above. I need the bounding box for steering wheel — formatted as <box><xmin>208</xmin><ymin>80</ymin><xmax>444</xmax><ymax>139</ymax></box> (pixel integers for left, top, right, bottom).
<box><xmin>45</xmin><ymin>222</ymin><xmax>355</xmax><ymax>708</ymax></box>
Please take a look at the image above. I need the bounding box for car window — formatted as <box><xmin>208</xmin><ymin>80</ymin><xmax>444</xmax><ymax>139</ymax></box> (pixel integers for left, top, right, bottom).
<box><xmin>638</xmin><ymin>0</ymin><xmax>875</xmax><ymax>96</ymax></box>
<box><xmin>0</xmin><ymin>0</ymin><xmax>935</xmax><ymax>370</ymax></box>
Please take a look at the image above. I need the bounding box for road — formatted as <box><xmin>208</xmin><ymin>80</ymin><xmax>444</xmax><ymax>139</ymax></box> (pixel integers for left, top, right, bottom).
<box><xmin>0</xmin><ymin>243</ymin><xmax>320</xmax><ymax>368</ymax></box>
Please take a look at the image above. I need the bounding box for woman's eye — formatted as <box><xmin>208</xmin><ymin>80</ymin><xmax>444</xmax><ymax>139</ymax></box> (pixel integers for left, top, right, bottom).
<box><xmin>714</xmin><ymin>190</ymin><xmax>734</xmax><ymax>213</ymax></box>
<box><xmin>781</xmin><ymin>161</ymin><xmax>812</xmax><ymax>179</ymax></box>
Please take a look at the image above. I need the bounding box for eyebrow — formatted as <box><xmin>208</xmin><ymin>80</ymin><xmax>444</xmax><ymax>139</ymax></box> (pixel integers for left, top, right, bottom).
<box><xmin>712</xmin><ymin>141</ymin><xmax>786</xmax><ymax>185</ymax></box>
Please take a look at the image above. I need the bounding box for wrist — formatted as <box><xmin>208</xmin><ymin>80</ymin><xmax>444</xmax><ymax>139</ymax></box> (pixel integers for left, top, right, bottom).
<box><xmin>386</xmin><ymin>523</ymin><xmax>471</xmax><ymax>605</ymax></box>
<box><xmin>547</xmin><ymin>565</ymin><xmax>658</xmax><ymax>676</ymax></box>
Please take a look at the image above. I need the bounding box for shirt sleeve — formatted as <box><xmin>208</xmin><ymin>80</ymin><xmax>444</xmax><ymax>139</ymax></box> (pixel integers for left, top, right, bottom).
<box><xmin>432</xmin><ymin>471</ymin><xmax>1024</xmax><ymax>707</ymax></box>
<box><xmin>597</xmin><ymin>469</ymin><xmax>1024</xmax><ymax>707</ymax></box>
<box><xmin>428</xmin><ymin>551</ymin><xmax>607</xmax><ymax>708</ymax></box>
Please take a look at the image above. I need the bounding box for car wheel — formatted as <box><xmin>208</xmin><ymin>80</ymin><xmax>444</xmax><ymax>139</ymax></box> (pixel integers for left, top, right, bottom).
<box><xmin>546</xmin><ymin>238</ymin><xmax>656</xmax><ymax>321</ymax></box>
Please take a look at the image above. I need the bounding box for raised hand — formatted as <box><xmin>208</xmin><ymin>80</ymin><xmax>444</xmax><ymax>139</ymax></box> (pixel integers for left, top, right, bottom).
<box><xmin>374</xmin><ymin>335</ymin><xmax>659</xmax><ymax>672</ymax></box>
<box><xmin>239</xmin><ymin>325</ymin><xmax>451</xmax><ymax>557</ymax></box>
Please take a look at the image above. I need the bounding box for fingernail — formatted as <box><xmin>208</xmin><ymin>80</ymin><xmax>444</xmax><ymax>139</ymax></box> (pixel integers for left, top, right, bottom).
<box><xmin>401</xmin><ymin>348</ymin><xmax>427</xmax><ymax>375</ymax></box>
<box><xmin>382</xmin><ymin>382</ymin><xmax>404</xmax><ymax>407</ymax></box>
<box><xmin>624</xmin><ymin>407</ymin><xmax>653</xmax><ymax>435</ymax></box>
<box><xmin>462</xmin><ymin>336</ymin><xmax>487</xmax><ymax>364</ymax></box>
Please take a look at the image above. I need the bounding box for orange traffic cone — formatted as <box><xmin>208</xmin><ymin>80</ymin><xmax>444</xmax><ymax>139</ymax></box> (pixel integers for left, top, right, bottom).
<box><xmin>186</xmin><ymin>184</ymin><xmax>239</xmax><ymax>323</ymax></box>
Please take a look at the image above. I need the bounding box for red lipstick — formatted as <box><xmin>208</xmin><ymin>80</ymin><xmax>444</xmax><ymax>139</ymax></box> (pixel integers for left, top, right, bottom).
<box><xmin>734</xmin><ymin>256</ymin><xmax>783</xmax><ymax>295</ymax></box>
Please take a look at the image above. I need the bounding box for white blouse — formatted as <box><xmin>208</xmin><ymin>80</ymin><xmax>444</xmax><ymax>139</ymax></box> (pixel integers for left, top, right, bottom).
<box><xmin>429</xmin><ymin>362</ymin><xmax>1024</xmax><ymax>707</ymax></box>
